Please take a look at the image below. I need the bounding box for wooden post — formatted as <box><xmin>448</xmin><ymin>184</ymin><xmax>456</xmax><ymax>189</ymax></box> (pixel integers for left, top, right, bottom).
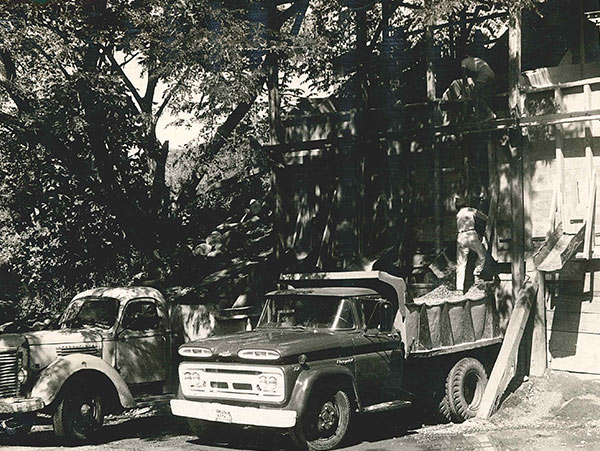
<box><xmin>425</xmin><ymin>24</ymin><xmax>441</xmax><ymax>253</ymax></box>
<box><xmin>267</xmin><ymin>53</ymin><xmax>284</xmax><ymax>260</ymax></box>
<box><xmin>579</xmin><ymin>0</ymin><xmax>586</xmax><ymax>77</ymax></box>
<box><xmin>555</xmin><ymin>125</ymin><xmax>566</xmax><ymax>230</ymax></box>
<box><xmin>584</xmin><ymin>128</ymin><xmax>596</xmax><ymax>258</ymax></box>
<box><xmin>508</xmin><ymin>8</ymin><xmax>522</xmax><ymax>116</ymax></box>
<box><xmin>510</xmin><ymin>132</ymin><xmax>525</xmax><ymax>302</ymax></box>
<box><xmin>486</xmin><ymin>135</ymin><xmax>499</xmax><ymax>258</ymax></box>
<box><xmin>523</xmin><ymin>135</ymin><xmax>533</xmax><ymax>253</ymax></box>
<box><xmin>530</xmin><ymin>271</ymin><xmax>547</xmax><ymax>376</ymax></box>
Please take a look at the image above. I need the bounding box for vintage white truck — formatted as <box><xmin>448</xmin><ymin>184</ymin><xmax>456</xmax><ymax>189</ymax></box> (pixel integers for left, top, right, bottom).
<box><xmin>0</xmin><ymin>286</ymin><xmax>178</xmax><ymax>442</ymax></box>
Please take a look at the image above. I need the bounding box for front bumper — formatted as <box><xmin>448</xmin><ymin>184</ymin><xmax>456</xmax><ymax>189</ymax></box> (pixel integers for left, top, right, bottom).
<box><xmin>0</xmin><ymin>397</ymin><xmax>44</xmax><ymax>415</ymax></box>
<box><xmin>170</xmin><ymin>399</ymin><xmax>297</xmax><ymax>428</ymax></box>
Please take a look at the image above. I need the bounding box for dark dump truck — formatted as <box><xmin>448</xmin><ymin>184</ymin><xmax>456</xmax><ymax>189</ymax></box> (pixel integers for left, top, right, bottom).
<box><xmin>171</xmin><ymin>271</ymin><xmax>502</xmax><ymax>450</ymax></box>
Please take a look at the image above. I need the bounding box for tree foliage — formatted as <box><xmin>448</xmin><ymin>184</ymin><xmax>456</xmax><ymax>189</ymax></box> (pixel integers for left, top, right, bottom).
<box><xmin>0</xmin><ymin>0</ymin><xmax>537</xmax><ymax>313</ymax></box>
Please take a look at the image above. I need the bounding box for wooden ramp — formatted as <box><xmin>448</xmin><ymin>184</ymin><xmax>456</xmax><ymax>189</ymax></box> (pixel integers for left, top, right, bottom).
<box><xmin>533</xmin><ymin>222</ymin><xmax>586</xmax><ymax>272</ymax></box>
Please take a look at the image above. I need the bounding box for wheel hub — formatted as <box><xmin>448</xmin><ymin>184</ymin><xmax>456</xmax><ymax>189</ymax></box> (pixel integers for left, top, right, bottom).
<box><xmin>80</xmin><ymin>403</ymin><xmax>92</xmax><ymax>418</ymax></box>
<box><xmin>317</xmin><ymin>401</ymin><xmax>338</xmax><ymax>432</ymax></box>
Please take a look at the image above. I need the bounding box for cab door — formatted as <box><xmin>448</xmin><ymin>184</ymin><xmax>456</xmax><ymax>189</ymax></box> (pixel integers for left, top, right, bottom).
<box><xmin>352</xmin><ymin>299</ymin><xmax>404</xmax><ymax>406</ymax></box>
<box><xmin>116</xmin><ymin>298</ymin><xmax>167</xmax><ymax>385</ymax></box>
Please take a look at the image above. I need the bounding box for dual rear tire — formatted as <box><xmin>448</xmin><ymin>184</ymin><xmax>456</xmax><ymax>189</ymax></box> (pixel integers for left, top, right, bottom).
<box><xmin>442</xmin><ymin>357</ymin><xmax>488</xmax><ymax>422</ymax></box>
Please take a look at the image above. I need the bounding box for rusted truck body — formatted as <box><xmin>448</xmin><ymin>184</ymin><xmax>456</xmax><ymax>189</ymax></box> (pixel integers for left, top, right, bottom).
<box><xmin>0</xmin><ymin>286</ymin><xmax>178</xmax><ymax>441</ymax></box>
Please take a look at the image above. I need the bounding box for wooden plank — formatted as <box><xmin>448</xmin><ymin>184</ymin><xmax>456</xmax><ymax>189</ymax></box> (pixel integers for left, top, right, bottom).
<box><xmin>508</xmin><ymin>9</ymin><xmax>521</xmax><ymax>114</ymax></box>
<box><xmin>510</xmin><ymin>133</ymin><xmax>525</xmax><ymax>298</ymax></box>
<box><xmin>477</xmin><ymin>281</ymin><xmax>535</xmax><ymax>419</ymax></box>
<box><xmin>530</xmin><ymin>271</ymin><xmax>547</xmax><ymax>376</ymax></box>
<box><xmin>486</xmin><ymin>135</ymin><xmax>499</xmax><ymax>257</ymax></box>
<box><xmin>548</xmin><ymin>330</ymin><xmax>600</xmax><ymax>357</ymax></box>
<box><xmin>520</xmin><ymin>109</ymin><xmax>600</xmax><ymax>126</ymax></box>
<box><xmin>523</xmin><ymin>137</ymin><xmax>533</xmax><ymax>252</ymax></box>
<box><xmin>533</xmin><ymin>223</ymin><xmax>586</xmax><ymax>272</ymax></box>
<box><xmin>555</xmin><ymin>125</ymin><xmax>566</xmax><ymax>230</ymax></box>
<box><xmin>523</xmin><ymin>77</ymin><xmax>600</xmax><ymax>94</ymax></box>
<box><xmin>584</xmin><ymin>128</ymin><xmax>595</xmax><ymax>258</ymax></box>
<box><xmin>547</xmin><ymin>296</ymin><xmax>600</xmax><ymax>314</ymax></box>
<box><xmin>547</xmin><ymin>310</ymin><xmax>600</xmax><ymax>334</ymax></box>
<box><xmin>550</xmin><ymin>353</ymin><xmax>600</xmax><ymax>374</ymax></box>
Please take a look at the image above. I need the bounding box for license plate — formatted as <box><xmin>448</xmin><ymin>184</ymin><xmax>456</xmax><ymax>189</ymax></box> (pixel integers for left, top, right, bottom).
<box><xmin>215</xmin><ymin>409</ymin><xmax>232</xmax><ymax>423</ymax></box>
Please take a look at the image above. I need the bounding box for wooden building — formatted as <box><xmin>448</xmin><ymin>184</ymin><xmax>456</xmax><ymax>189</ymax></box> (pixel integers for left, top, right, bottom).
<box><xmin>265</xmin><ymin>0</ymin><xmax>600</xmax><ymax>396</ymax></box>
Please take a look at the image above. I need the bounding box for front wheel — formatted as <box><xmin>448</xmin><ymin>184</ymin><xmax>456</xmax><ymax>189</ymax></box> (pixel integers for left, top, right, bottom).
<box><xmin>52</xmin><ymin>383</ymin><xmax>104</xmax><ymax>442</ymax></box>
<box><xmin>290</xmin><ymin>388</ymin><xmax>351</xmax><ymax>451</ymax></box>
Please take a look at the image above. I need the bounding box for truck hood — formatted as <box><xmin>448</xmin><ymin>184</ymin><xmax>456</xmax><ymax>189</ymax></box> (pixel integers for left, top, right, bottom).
<box><xmin>183</xmin><ymin>328</ymin><xmax>350</xmax><ymax>361</ymax></box>
<box><xmin>23</xmin><ymin>328</ymin><xmax>109</xmax><ymax>346</ymax></box>
<box><xmin>23</xmin><ymin>328</ymin><xmax>109</xmax><ymax>371</ymax></box>
<box><xmin>0</xmin><ymin>334</ymin><xmax>27</xmax><ymax>351</ymax></box>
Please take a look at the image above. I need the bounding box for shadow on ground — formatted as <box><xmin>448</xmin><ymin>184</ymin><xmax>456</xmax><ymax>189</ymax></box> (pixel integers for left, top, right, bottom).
<box><xmin>0</xmin><ymin>407</ymin><xmax>423</xmax><ymax>450</ymax></box>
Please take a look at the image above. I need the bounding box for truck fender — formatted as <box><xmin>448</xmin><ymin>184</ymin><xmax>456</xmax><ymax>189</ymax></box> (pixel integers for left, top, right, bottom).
<box><xmin>30</xmin><ymin>354</ymin><xmax>136</xmax><ymax>409</ymax></box>
<box><xmin>287</xmin><ymin>366</ymin><xmax>360</xmax><ymax>418</ymax></box>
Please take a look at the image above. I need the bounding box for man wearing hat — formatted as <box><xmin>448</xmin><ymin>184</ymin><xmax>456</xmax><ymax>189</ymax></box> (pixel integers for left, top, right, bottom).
<box><xmin>455</xmin><ymin>196</ymin><xmax>488</xmax><ymax>293</ymax></box>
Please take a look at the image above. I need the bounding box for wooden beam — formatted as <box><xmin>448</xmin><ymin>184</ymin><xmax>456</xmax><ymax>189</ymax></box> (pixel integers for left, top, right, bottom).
<box><xmin>510</xmin><ymin>132</ymin><xmax>525</xmax><ymax>300</ymax></box>
<box><xmin>523</xmin><ymin>136</ymin><xmax>533</xmax><ymax>253</ymax></box>
<box><xmin>530</xmin><ymin>271</ymin><xmax>547</xmax><ymax>377</ymax></box>
<box><xmin>584</xmin><ymin>128</ymin><xmax>596</xmax><ymax>258</ymax></box>
<box><xmin>425</xmin><ymin>21</ymin><xmax>441</xmax><ymax>253</ymax></box>
<box><xmin>579</xmin><ymin>0</ymin><xmax>586</xmax><ymax>77</ymax></box>
<box><xmin>477</xmin><ymin>281</ymin><xmax>536</xmax><ymax>419</ymax></box>
<box><xmin>486</xmin><ymin>135</ymin><xmax>499</xmax><ymax>258</ymax></box>
<box><xmin>508</xmin><ymin>9</ymin><xmax>522</xmax><ymax>115</ymax></box>
<box><xmin>555</xmin><ymin>125</ymin><xmax>566</xmax><ymax>231</ymax></box>
<box><xmin>522</xmin><ymin>76</ymin><xmax>600</xmax><ymax>94</ymax></box>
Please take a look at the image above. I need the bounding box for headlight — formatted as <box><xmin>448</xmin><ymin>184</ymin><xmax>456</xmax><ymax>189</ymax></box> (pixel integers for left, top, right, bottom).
<box><xmin>178</xmin><ymin>347</ymin><xmax>213</xmax><ymax>358</ymax></box>
<box><xmin>238</xmin><ymin>349</ymin><xmax>280</xmax><ymax>360</ymax></box>
<box><xmin>267</xmin><ymin>376</ymin><xmax>278</xmax><ymax>392</ymax></box>
<box><xmin>257</xmin><ymin>375</ymin><xmax>267</xmax><ymax>391</ymax></box>
<box><xmin>17</xmin><ymin>368</ymin><xmax>28</xmax><ymax>384</ymax></box>
<box><xmin>16</xmin><ymin>342</ymin><xmax>29</xmax><ymax>388</ymax></box>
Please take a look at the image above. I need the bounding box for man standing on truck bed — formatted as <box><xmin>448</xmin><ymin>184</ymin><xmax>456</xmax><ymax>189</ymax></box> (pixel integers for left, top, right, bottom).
<box><xmin>455</xmin><ymin>196</ymin><xmax>488</xmax><ymax>293</ymax></box>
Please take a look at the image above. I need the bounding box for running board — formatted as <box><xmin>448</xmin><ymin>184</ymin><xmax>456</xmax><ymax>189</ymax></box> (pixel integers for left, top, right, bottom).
<box><xmin>362</xmin><ymin>400</ymin><xmax>412</xmax><ymax>413</ymax></box>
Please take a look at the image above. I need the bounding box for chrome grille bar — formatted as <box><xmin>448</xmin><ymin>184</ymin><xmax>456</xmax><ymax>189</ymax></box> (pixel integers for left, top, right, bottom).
<box><xmin>0</xmin><ymin>350</ymin><xmax>18</xmax><ymax>398</ymax></box>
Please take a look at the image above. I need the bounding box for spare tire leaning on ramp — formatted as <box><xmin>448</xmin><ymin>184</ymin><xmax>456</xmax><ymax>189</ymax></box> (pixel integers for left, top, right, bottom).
<box><xmin>445</xmin><ymin>357</ymin><xmax>488</xmax><ymax>422</ymax></box>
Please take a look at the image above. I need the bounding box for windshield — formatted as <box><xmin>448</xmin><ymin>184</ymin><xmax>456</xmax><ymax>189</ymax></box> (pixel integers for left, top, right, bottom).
<box><xmin>257</xmin><ymin>296</ymin><xmax>356</xmax><ymax>330</ymax></box>
<box><xmin>60</xmin><ymin>297</ymin><xmax>120</xmax><ymax>329</ymax></box>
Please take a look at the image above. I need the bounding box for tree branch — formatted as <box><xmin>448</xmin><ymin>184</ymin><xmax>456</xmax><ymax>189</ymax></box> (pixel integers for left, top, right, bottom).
<box><xmin>103</xmin><ymin>49</ymin><xmax>144</xmax><ymax>114</ymax></box>
<box><xmin>155</xmin><ymin>69</ymin><xmax>190</xmax><ymax>124</ymax></box>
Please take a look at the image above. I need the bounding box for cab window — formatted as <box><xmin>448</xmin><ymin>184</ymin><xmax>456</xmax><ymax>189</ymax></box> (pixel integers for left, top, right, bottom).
<box><xmin>122</xmin><ymin>300</ymin><xmax>161</xmax><ymax>331</ymax></box>
<box><xmin>360</xmin><ymin>299</ymin><xmax>393</xmax><ymax>332</ymax></box>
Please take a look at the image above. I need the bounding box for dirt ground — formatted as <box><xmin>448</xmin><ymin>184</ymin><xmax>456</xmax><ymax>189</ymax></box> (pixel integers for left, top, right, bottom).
<box><xmin>2</xmin><ymin>370</ymin><xmax>600</xmax><ymax>450</ymax></box>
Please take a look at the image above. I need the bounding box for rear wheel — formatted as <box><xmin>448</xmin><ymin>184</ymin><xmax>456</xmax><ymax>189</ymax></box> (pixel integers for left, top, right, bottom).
<box><xmin>52</xmin><ymin>383</ymin><xmax>104</xmax><ymax>442</ymax></box>
<box><xmin>290</xmin><ymin>387</ymin><xmax>351</xmax><ymax>451</ymax></box>
<box><xmin>446</xmin><ymin>357</ymin><xmax>488</xmax><ymax>422</ymax></box>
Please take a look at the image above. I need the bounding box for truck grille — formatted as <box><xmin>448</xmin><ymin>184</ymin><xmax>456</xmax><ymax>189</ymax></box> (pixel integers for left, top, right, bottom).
<box><xmin>179</xmin><ymin>363</ymin><xmax>285</xmax><ymax>403</ymax></box>
<box><xmin>0</xmin><ymin>350</ymin><xmax>19</xmax><ymax>398</ymax></box>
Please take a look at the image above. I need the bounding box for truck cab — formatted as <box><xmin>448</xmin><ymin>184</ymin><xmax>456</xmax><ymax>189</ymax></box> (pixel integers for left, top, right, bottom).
<box><xmin>0</xmin><ymin>286</ymin><xmax>176</xmax><ymax>442</ymax></box>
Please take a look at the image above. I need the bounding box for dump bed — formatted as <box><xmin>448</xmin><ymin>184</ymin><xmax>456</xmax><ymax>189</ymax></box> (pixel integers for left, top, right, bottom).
<box><xmin>406</xmin><ymin>285</ymin><xmax>502</xmax><ymax>357</ymax></box>
<box><xmin>280</xmin><ymin>272</ymin><xmax>503</xmax><ymax>357</ymax></box>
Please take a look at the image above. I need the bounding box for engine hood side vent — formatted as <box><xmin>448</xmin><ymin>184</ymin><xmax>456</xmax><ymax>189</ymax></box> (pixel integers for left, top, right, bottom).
<box><xmin>56</xmin><ymin>345</ymin><xmax>101</xmax><ymax>357</ymax></box>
